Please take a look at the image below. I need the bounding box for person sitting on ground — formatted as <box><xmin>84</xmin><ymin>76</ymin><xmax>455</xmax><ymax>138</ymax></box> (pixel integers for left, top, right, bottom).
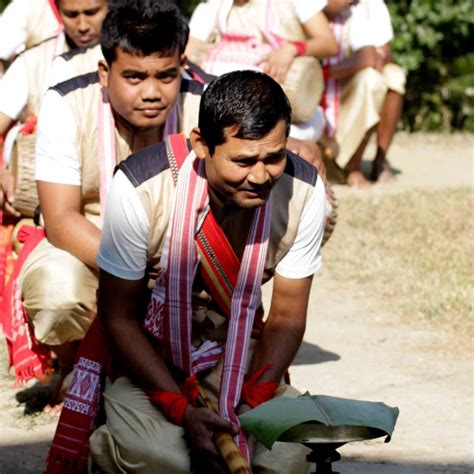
<box><xmin>57</xmin><ymin>69</ymin><xmax>326</xmax><ymax>473</ymax></box>
<box><xmin>321</xmin><ymin>0</ymin><xmax>406</xmax><ymax>187</ymax></box>
<box><xmin>0</xmin><ymin>0</ymin><xmax>108</xmax><ymax>217</ymax></box>
<box><xmin>0</xmin><ymin>0</ymin><xmax>63</xmax><ymax>61</ymax></box>
<box><xmin>14</xmin><ymin>0</ymin><xmax>204</xmax><ymax>414</ymax></box>
<box><xmin>186</xmin><ymin>0</ymin><xmax>338</xmax><ymax>171</ymax></box>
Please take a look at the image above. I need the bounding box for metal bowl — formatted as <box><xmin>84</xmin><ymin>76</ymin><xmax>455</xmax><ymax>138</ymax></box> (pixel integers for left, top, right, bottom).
<box><xmin>278</xmin><ymin>422</ymin><xmax>386</xmax><ymax>445</ymax></box>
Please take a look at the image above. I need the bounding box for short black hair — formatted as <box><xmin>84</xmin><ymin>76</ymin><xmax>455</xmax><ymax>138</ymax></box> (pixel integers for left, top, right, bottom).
<box><xmin>100</xmin><ymin>0</ymin><xmax>189</xmax><ymax>64</ymax></box>
<box><xmin>199</xmin><ymin>70</ymin><xmax>292</xmax><ymax>155</ymax></box>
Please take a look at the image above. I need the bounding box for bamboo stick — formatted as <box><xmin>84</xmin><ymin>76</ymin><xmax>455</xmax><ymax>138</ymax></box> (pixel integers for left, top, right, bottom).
<box><xmin>196</xmin><ymin>383</ymin><xmax>252</xmax><ymax>474</ymax></box>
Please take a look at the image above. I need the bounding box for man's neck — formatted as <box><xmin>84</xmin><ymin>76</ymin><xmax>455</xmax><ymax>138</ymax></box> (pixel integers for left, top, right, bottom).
<box><xmin>114</xmin><ymin>111</ymin><xmax>164</xmax><ymax>151</ymax></box>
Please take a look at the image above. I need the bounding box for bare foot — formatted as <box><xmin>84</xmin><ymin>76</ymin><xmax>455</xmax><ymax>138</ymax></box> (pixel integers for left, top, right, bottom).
<box><xmin>346</xmin><ymin>170</ymin><xmax>371</xmax><ymax>188</ymax></box>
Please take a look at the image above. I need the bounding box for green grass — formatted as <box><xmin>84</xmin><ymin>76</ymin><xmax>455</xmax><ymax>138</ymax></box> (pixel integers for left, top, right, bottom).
<box><xmin>322</xmin><ymin>186</ymin><xmax>473</xmax><ymax>333</ymax></box>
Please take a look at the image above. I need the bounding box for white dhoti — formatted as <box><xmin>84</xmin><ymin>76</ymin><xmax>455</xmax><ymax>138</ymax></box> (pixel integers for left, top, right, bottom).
<box><xmin>19</xmin><ymin>238</ymin><xmax>98</xmax><ymax>346</ymax></box>
<box><xmin>335</xmin><ymin>63</ymin><xmax>406</xmax><ymax>168</ymax></box>
<box><xmin>90</xmin><ymin>369</ymin><xmax>310</xmax><ymax>474</ymax></box>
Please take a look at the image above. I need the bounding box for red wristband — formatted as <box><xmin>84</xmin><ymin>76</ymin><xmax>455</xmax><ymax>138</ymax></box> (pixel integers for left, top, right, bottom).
<box><xmin>290</xmin><ymin>40</ymin><xmax>307</xmax><ymax>57</ymax></box>
<box><xmin>147</xmin><ymin>375</ymin><xmax>200</xmax><ymax>426</ymax></box>
<box><xmin>148</xmin><ymin>391</ymin><xmax>189</xmax><ymax>426</ymax></box>
<box><xmin>241</xmin><ymin>364</ymin><xmax>279</xmax><ymax>408</ymax></box>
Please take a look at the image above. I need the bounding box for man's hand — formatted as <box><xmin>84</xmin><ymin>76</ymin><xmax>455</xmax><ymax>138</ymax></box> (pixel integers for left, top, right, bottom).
<box><xmin>0</xmin><ymin>165</ymin><xmax>20</xmax><ymax>216</ymax></box>
<box><xmin>182</xmin><ymin>405</ymin><xmax>238</xmax><ymax>458</ymax></box>
<box><xmin>261</xmin><ymin>43</ymin><xmax>297</xmax><ymax>84</ymax></box>
<box><xmin>287</xmin><ymin>137</ymin><xmax>327</xmax><ymax>182</ymax></box>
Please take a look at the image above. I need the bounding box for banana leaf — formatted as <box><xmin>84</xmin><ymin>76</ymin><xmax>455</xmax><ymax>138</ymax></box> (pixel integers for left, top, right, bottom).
<box><xmin>238</xmin><ymin>393</ymin><xmax>399</xmax><ymax>450</ymax></box>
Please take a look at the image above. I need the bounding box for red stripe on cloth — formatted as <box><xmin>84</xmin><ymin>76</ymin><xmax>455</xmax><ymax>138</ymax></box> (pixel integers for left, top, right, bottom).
<box><xmin>45</xmin><ymin>318</ymin><xmax>108</xmax><ymax>474</ymax></box>
<box><xmin>48</xmin><ymin>0</ymin><xmax>63</xmax><ymax>26</ymax></box>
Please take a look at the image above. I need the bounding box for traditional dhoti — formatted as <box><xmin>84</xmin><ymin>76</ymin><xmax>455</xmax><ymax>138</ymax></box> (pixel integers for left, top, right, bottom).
<box><xmin>335</xmin><ymin>63</ymin><xmax>406</xmax><ymax>167</ymax></box>
<box><xmin>19</xmin><ymin>238</ymin><xmax>97</xmax><ymax>345</ymax></box>
<box><xmin>90</xmin><ymin>352</ymin><xmax>310</xmax><ymax>474</ymax></box>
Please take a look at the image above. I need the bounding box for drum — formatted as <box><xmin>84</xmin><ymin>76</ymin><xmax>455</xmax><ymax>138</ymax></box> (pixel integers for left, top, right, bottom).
<box><xmin>282</xmin><ymin>56</ymin><xmax>323</xmax><ymax>124</ymax></box>
<box><xmin>10</xmin><ymin>132</ymin><xmax>39</xmax><ymax>218</ymax></box>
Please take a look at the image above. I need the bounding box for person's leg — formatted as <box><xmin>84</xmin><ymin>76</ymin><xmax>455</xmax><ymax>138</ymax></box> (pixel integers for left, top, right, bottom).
<box><xmin>19</xmin><ymin>238</ymin><xmax>98</xmax><ymax>412</ymax></box>
<box><xmin>344</xmin><ymin>129</ymin><xmax>373</xmax><ymax>188</ymax></box>
<box><xmin>89</xmin><ymin>376</ymin><xmax>191</xmax><ymax>474</ymax></box>
<box><xmin>372</xmin><ymin>89</ymin><xmax>403</xmax><ymax>181</ymax></box>
<box><xmin>334</xmin><ymin>68</ymin><xmax>387</xmax><ymax>187</ymax></box>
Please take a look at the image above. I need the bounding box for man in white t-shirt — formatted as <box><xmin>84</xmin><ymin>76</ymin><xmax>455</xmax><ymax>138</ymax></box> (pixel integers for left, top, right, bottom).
<box><xmin>84</xmin><ymin>70</ymin><xmax>325</xmax><ymax>473</ymax></box>
<box><xmin>323</xmin><ymin>0</ymin><xmax>406</xmax><ymax>186</ymax></box>
<box><xmin>15</xmin><ymin>1</ymin><xmax>203</xmax><ymax>414</ymax></box>
<box><xmin>0</xmin><ymin>0</ymin><xmax>108</xmax><ymax>216</ymax></box>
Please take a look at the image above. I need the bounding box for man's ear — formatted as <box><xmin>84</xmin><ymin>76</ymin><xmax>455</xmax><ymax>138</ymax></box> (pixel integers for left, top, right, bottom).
<box><xmin>190</xmin><ymin>127</ymin><xmax>210</xmax><ymax>160</ymax></box>
<box><xmin>179</xmin><ymin>53</ymin><xmax>188</xmax><ymax>73</ymax></box>
<box><xmin>98</xmin><ymin>59</ymin><xmax>110</xmax><ymax>88</ymax></box>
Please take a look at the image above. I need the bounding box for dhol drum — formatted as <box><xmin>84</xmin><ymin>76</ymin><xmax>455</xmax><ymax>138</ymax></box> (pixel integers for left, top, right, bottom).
<box><xmin>10</xmin><ymin>131</ymin><xmax>39</xmax><ymax>218</ymax></box>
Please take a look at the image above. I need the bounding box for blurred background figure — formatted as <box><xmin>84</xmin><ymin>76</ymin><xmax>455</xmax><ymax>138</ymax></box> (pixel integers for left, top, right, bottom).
<box><xmin>186</xmin><ymin>0</ymin><xmax>338</xmax><ymax>143</ymax></box>
<box><xmin>0</xmin><ymin>0</ymin><xmax>63</xmax><ymax>62</ymax></box>
<box><xmin>0</xmin><ymin>0</ymin><xmax>108</xmax><ymax>219</ymax></box>
<box><xmin>322</xmin><ymin>0</ymin><xmax>405</xmax><ymax>187</ymax></box>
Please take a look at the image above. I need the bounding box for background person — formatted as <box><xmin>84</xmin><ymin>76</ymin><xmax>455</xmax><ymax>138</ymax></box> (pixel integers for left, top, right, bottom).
<box><xmin>322</xmin><ymin>0</ymin><xmax>405</xmax><ymax>186</ymax></box>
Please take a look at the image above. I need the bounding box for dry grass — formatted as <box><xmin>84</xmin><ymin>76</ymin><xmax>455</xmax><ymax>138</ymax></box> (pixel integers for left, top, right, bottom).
<box><xmin>321</xmin><ymin>186</ymin><xmax>473</xmax><ymax>334</ymax></box>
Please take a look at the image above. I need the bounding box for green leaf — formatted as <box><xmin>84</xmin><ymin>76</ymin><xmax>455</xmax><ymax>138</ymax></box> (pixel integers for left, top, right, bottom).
<box><xmin>238</xmin><ymin>394</ymin><xmax>399</xmax><ymax>450</ymax></box>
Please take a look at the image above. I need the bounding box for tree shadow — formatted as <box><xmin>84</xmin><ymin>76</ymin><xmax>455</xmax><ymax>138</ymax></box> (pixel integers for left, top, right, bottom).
<box><xmin>292</xmin><ymin>341</ymin><xmax>340</xmax><ymax>366</ymax></box>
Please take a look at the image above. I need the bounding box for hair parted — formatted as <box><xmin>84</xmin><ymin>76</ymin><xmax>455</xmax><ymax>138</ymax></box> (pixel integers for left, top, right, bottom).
<box><xmin>199</xmin><ymin>70</ymin><xmax>292</xmax><ymax>155</ymax></box>
<box><xmin>100</xmin><ymin>0</ymin><xmax>189</xmax><ymax>64</ymax></box>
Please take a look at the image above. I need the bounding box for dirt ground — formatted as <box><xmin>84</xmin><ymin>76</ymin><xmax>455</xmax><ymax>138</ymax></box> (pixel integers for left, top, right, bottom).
<box><xmin>0</xmin><ymin>132</ymin><xmax>473</xmax><ymax>473</ymax></box>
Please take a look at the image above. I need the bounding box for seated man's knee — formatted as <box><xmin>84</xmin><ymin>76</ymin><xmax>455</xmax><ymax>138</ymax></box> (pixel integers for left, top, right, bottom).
<box><xmin>383</xmin><ymin>63</ymin><xmax>406</xmax><ymax>95</ymax></box>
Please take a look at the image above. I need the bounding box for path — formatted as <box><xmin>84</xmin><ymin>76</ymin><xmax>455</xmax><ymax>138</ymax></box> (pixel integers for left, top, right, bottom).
<box><xmin>0</xmin><ymin>133</ymin><xmax>472</xmax><ymax>473</ymax></box>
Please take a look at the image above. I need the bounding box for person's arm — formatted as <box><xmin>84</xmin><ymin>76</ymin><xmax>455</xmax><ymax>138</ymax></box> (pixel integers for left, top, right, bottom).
<box><xmin>0</xmin><ymin>0</ymin><xmax>28</xmax><ymax>60</ymax></box>
<box><xmin>246</xmin><ymin>274</ymin><xmax>313</xmax><ymax>383</ymax></box>
<box><xmin>263</xmin><ymin>11</ymin><xmax>338</xmax><ymax>83</ymax></box>
<box><xmin>37</xmin><ymin>181</ymin><xmax>101</xmax><ymax>268</ymax></box>
<box><xmin>35</xmin><ymin>89</ymin><xmax>100</xmax><ymax>268</ymax></box>
<box><xmin>329</xmin><ymin>45</ymin><xmax>381</xmax><ymax>80</ymax></box>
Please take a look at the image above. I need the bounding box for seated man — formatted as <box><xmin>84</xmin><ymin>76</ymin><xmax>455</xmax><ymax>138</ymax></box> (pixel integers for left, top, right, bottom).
<box><xmin>83</xmin><ymin>70</ymin><xmax>326</xmax><ymax>472</ymax></box>
<box><xmin>16</xmin><ymin>1</ymin><xmax>203</xmax><ymax>410</ymax></box>
<box><xmin>322</xmin><ymin>0</ymin><xmax>406</xmax><ymax>186</ymax></box>
<box><xmin>0</xmin><ymin>0</ymin><xmax>108</xmax><ymax>216</ymax></box>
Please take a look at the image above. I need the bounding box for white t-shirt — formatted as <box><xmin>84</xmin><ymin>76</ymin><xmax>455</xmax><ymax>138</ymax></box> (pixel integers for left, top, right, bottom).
<box><xmin>97</xmin><ymin>167</ymin><xmax>325</xmax><ymax>281</ymax></box>
<box><xmin>0</xmin><ymin>55</ymin><xmax>29</xmax><ymax>120</ymax></box>
<box><xmin>348</xmin><ymin>0</ymin><xmax>394</xmax><ymax>51</ymax></box>
<box><xmin>189</xmin><ymin>0</ymin><xmax>328</xmax><ymax>41</ymax></box>
<box><xmin>0</xmin><ymin>0</ymin><xmax>29</xmax><ymax>59</ymax></box>
<box><xmin>35</xmin><ymin>88</ymin><xmax>81</xmax><ymax>185</ymax></box>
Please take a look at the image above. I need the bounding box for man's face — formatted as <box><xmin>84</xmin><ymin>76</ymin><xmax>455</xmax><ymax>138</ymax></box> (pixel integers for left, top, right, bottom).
<box><xmin>99</xmin><ymin>48</ymin><xmax>185</xmax><ymax>130</ymax></box>
<box><xmin>202</xmin><ymin>120</ymin><xmax>288</xmax><ymax>209</ymax></box>
<box><xmin>58</xmin><ymin>0</ymin><xmax>108</xmax><ymax>48</ymax></box>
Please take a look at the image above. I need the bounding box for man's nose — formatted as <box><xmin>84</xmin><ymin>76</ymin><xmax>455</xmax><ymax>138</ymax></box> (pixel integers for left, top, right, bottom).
<box><xmin>247</xmin><ymin>161</ymin><xmax>269</xmax><ymax>185</ymax></box>
<box><xmin>77</xmin><ymin>15</ymin><xmax>90</xmax><ymax>34</ymax></box>
<box><xmin>141</xmin><ymin>80</ymin><xmax>162</xmax><ymax>101</ymax></box>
